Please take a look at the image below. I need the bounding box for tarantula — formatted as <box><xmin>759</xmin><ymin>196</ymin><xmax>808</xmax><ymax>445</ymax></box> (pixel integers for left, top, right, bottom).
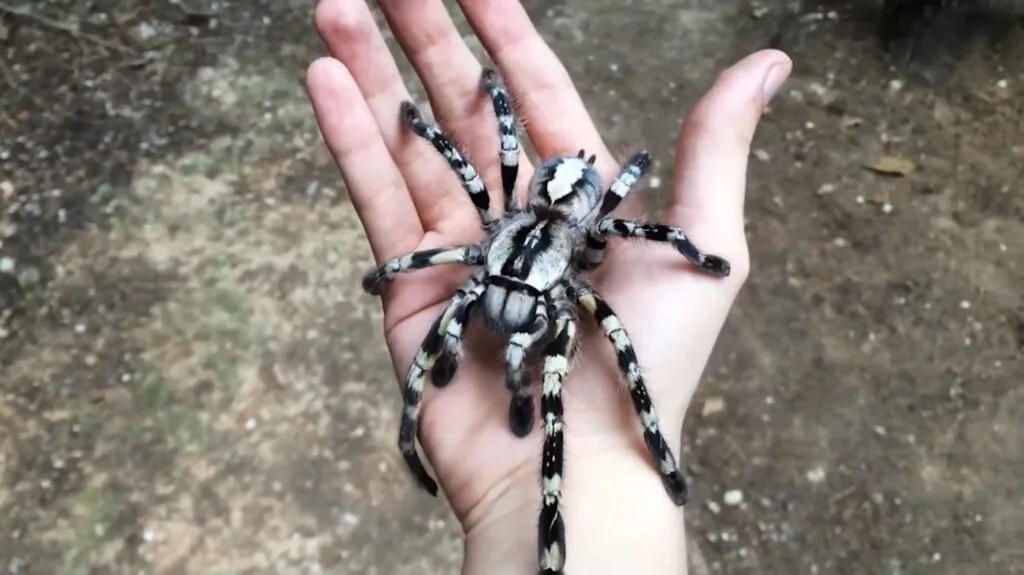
<box><xmin>361</xmin><ymin>68</ymin><xmax>731</xmax><ymax>575</ymax></box>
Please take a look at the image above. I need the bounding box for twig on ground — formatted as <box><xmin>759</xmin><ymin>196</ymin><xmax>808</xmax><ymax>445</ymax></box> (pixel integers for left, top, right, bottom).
<box><xmin>0</xmin><ymin>2</ymin><xmax>136</xmax><ymax>55</ymax></box>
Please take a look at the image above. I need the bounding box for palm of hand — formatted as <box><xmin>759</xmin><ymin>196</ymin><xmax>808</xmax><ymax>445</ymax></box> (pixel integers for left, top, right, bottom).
<box><xmin>379</xmin><ymin>199</ymin><xmax>745</xmax><ymax>523</ymax></box>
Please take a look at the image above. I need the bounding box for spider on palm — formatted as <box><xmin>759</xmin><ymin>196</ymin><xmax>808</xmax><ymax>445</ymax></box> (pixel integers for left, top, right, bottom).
<box><xmin>361</xmin><ymin>68</ymin><xmax>731</xmax><ymax>575</ymax></box>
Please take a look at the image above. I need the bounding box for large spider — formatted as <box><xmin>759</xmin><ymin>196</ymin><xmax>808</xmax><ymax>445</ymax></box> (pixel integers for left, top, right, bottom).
<box><xmin>361</xmin><ymin>68</ymin><xmax>731</xmax><ymax>574</ymax></box>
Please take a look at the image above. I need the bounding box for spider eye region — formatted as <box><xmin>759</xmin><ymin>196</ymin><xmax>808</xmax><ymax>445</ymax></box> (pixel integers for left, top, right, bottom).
<box><xmin>530</xmin><ymin>156</ymin><xmax>602</xmax><ymax>219</ymax></box>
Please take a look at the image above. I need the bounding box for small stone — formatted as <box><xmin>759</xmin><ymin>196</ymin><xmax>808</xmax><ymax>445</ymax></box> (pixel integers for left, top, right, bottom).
<box><xmin>959</xmin><ymin>300</ymin><xmax>971</xmax><ymax>310</ymax></box>
<box><xmin>723</xmin><ymin>489</ymin><xmax>744</xmax><ymax>506</ymax></box>
<box><xmin>244</xmin><ymin>418</ymin><xmax>256</xmax><ymax>430</ymax></box>
<box><xmin>0</xmin><ymin>256</ymin><xmax>14</xmax><ymax>273</ymax></box>
<box><xmin>648</xmin><ymin>176</ymin><xmax>662</xmax><ymax>189</ymax></box>
<box><xmin>753</xmin><ymin>149</ymin><xmax>771</xmax><ymax>162</ymax></box>
<box><xmin>341</xmin><ymin>512</ymin><xmax>359</xmax><ymax>526</ymax></box>
<box><xmin>701</xmin><ymin>397</ymin><xmax>725</xmax><ymax>417</ymax></box>
<box><xmin>806</xmin><ymin>466</ymin><xmax>826</xmax><ymax>483</ymax></box>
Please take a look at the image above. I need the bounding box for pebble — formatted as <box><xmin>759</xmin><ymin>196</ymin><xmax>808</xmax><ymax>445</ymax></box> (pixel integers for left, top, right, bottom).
<box><xmin>0</xmin><ymin>256</ymin><xmax>14</xmax><ymax>273</ymax></box>
<box><xmin>806</xmin><ymin>466</ymin><xmax>826</xmax><ymax>483</ymax></box>
<box><xmin>701</xmin><ymin>397</ymin><xmax>725</xmax><ymax>417</ymax></box>
<box><xmin>723</xmin><ymin>489</ymin><xmax>744</xmax><ymax>506</ymax></box>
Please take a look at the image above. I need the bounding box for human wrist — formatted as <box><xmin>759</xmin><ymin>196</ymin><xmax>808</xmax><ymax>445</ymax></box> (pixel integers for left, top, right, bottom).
<box><xmin>460</xmin><ymin>450</ymin><xmax>690</xmax><ymax>575</ymax></box>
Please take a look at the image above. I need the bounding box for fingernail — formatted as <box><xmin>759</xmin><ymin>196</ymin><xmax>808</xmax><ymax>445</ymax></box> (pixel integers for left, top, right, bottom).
<box><xmin>761</xmin><ymin>62</ymin><xmax>789</xmax><ymax>103</ymax></box>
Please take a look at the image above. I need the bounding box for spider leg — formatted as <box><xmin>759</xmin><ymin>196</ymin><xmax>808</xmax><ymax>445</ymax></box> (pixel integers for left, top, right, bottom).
<box><xmin>538</xmin><ymin>307</ymin><xmax>577</xmax><ymax>575</ymax></box>
<box><xmin>430</xmin><ymin>276</ymin><xmax>486</xmax><ymax>388</ymax></box>
<box><xmin>567</xmin><ymin>276</ymin><xmax>690</xmax><ymax>505</ymax></box>
<box><xmin>400</xmin><ymin>101</ymin><xmax>496</xmax><ymax>228</ymax></box>
<box><xmin>504</xmin><ymin>296</ymin><xmax>551</xmax><ymax>437</ymax></box>
<box><xmin>361</xmin><ymin>245</ymin><xmax>486</xmax><ymax>295</ymax></box>
<box><xmin>480</xmin><ymin>69</ymin><xmax>521</xmax><ymax>213</ymax></box>
<box><xmin>582</xmin><ymin>151</ymin><xmax>652</xmax><ymax>269</ymax></box>
<box><xmin>595</xmin><ymin>219</ymin><xmax>731</xmax><ymax>277</ymax></box>
<box><xmin>397</xmin><ymin>276</ymin><xmax>481</xmax><ymax>496</ymax></box>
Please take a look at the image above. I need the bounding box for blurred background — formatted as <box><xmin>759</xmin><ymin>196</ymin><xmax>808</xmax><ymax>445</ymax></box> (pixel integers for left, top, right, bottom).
<box><xmin>1</xmin><ymin>0</ymin><xmax>1021</xmax><ymax>573</ymax></box>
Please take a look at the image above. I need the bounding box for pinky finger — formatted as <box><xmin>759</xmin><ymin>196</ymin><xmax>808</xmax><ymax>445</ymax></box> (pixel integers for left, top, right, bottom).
<box><xmin>305</xmin><ymin>57</ymin><xmax>424</xmax><ymax>262</ymax></box>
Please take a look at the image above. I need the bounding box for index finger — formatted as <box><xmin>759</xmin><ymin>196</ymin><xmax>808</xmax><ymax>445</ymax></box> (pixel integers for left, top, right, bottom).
<box><xmin>306</xmin><ymin>57</ymin><xmax>424</xmax><ymax>262</ymax></box>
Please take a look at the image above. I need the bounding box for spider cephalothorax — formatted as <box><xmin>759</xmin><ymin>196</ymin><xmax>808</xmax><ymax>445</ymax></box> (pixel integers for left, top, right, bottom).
<box><xmin>361</xmin><ymin>68</ymin><xmax>730</xmax><ymax>575</ymax></box>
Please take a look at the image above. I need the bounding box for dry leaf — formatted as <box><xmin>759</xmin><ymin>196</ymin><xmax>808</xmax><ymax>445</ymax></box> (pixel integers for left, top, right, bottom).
<box><xmin>865</xmin><ymin>156</ymin><xmax>915</xmax><ymax>176</ymax></box>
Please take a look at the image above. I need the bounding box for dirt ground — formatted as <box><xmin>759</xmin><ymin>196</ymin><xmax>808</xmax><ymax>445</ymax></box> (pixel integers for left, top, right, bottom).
<box><xmin>1</xmin><ymin>0</ymin><xmax>1021</xmax><ymax>574</ymax></box>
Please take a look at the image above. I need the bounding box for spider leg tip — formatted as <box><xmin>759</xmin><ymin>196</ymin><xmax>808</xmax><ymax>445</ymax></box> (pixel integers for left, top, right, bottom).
<box><xmin>361</xmin><ymin>271</ymin><xmax>387</xmax><ymax>295</ymax></box>
<box><xmin>399</xmin><ymin>101</ymin><xmax>424</xmax><ymax>125</ymax></box>
<box><xmin>508</xmin><ymin>397</ymin><xmax>535</xmax><ymax>437</ymax></box>
<box><xmin>702</xmin><ymin>255</ymin><xmax>732</xmax><ymax>278</ymax></box>
<box><xmin>430</xmin><ymin>354</ymin><xmax>459</xmax><ymax>388</ymax></box>
<box><xmin>480</xmin><ymin>67</ymin><xmax>499</xmax><ymax>86</ymax></box>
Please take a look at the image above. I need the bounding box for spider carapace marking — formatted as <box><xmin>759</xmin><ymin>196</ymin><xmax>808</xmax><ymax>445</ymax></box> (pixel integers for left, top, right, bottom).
<box><xmin>361</xmin><ymin>68</ymin><xmax>732</xmax><ymax>575</ymax></box>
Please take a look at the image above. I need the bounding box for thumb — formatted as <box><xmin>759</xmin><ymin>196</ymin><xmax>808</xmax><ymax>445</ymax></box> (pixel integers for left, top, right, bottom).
<box><xmin>668</xmin><ymin>49</ymin><xmax>791</xmax><ymax>245</ymax></box>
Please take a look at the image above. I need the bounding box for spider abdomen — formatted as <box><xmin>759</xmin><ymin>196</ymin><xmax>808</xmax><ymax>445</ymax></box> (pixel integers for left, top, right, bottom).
<box><xmin>482</xmin><ymin>217</ymin><xmax>572</xmax><ymax>333</ymax></box>
<box><xmin>480</xmin><ymin>276</ymin><xmax>541</xmax><ymax>333</ymax></box>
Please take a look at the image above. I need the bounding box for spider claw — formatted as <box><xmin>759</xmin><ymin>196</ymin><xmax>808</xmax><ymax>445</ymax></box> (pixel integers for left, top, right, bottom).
<box><xmin>660</xmin><ymin>470</ymin><xmax>690</xmax><ymax>506</ymax></box>
<box><xmin>480</xmin><ymin>67</ymin><xmax>500</xmax><ymax>88</ymax></box>
<box><xmin>509</xmin><ymin>396</ymin><xmax>535</xmax><ymax>437</ymax></box>
<box><xmin>700</xmin><ymin>254</ymin><xmax>731</xmax><ymax>278</ymax></box>
<box><xmin>399</xmin><ymin>101</ymin><xmax>431</xmax><ymax>137</ymax></box>
<box><xmin>576</xmin><ymin>148</ymin><xmax>586</xmax><ymax>159</ymax></box>
<box><xmin>361</xmin><ymin>268</ymin><xmax>388</xmax><ymax>296</ymax></box>
<box><xmin>430</xmin><ymin>353</ymin><xmax>459</xmax><ymax>388</ymax></box>
<box><xmin>402</xmin><ymin>450</ymin><xmax>439</xmax><ymax>497</ymax></box>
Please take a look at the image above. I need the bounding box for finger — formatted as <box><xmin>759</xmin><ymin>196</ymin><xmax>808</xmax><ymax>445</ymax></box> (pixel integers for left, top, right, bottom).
<box><xmin>457</xmin><ymin>0</ymin><xmax>619</xmax><ymax>182</ymax></box>
<box><xmin>376</xmin><ymin>0</ymin><xmax>534</xmax><ymax>213</ymax></box>
<box><xmin>669</xmin><ymin>49</ymin><xmax>792</xmax><ymax>241</ymax></box>
<box><xmin>306</xmin><ymin>57</ymin><xmax>423</xmax><ymax>262</ymax></box>
<box><xmin>313</xmin><ymin>0</ymin><xmax>478</xmax><ymax>230</ymax></box>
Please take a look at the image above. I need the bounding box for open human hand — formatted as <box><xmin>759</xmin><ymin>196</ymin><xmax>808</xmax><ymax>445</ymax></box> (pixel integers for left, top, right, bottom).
<box><xmin>306</xmin><ymin>1</ymin><xmax>791</xmax><ymax>573</ymax></box>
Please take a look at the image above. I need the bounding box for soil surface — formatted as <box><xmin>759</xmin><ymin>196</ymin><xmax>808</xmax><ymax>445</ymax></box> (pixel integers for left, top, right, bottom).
<box><xmin>1</xmin><ymin>1</ymin><xmax>1022</xmax><ymax>574</ymax></box>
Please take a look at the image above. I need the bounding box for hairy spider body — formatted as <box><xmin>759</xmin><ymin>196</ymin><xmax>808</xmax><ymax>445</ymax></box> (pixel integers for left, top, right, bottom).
<box><xmin>361</xmin><ymin>68</ymin><xmax>731</xmax><ymax>575</ymax></box>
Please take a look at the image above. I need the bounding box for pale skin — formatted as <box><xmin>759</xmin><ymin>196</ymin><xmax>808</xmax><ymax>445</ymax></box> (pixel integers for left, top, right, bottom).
<box><xmin>305</xmin><ymin>1</ymin><xmax>792</xmax><ymax>573</ymax></box>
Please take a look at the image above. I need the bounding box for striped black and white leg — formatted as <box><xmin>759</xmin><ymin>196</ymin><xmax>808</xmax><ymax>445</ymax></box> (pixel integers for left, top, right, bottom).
<box><xmin>400</xmin><ymin>101</ymin><xmax>496</xmax><ymax>227</ymax></box>
<box><xmin>397</xmin><ymin>277</ymin><xmax>485</xmax><ymax>496</ymax></box>
<box><xmin>582</xmin><ymin>151</ymin><xmax>653</xmax><ymax>269</ymax></box>
<box><xmin>361</xmin><ymin>245</ymin><xmax>486</xmax><ymax>296</ymax></box>
<box><xmin>595</xmin><ymin>219</ymin><xmax>731</xmax><ymax>277</ymax></box>
<box><xmin>569</xmin><ymin>277</ymin><xmax>690</xmax><ymax>506</ymax></box>
<box><xmin>480</xmin><ymin>68</ymin><xmax>521</xmax><ymax>213</ymax></box>
<box><xmin>430</xmin><ymin>277</ymin><xmax>486</xmax><ymax>389</ymax></box>
<box><xmin>504</xmin><ymin>297</ymin><xmax>550</xmax><ymax>437</ymax></box>
<box><xmin>538</xmin><ymin>309</ymin><xmax>577</xmax><ymax>575</ymax></box>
